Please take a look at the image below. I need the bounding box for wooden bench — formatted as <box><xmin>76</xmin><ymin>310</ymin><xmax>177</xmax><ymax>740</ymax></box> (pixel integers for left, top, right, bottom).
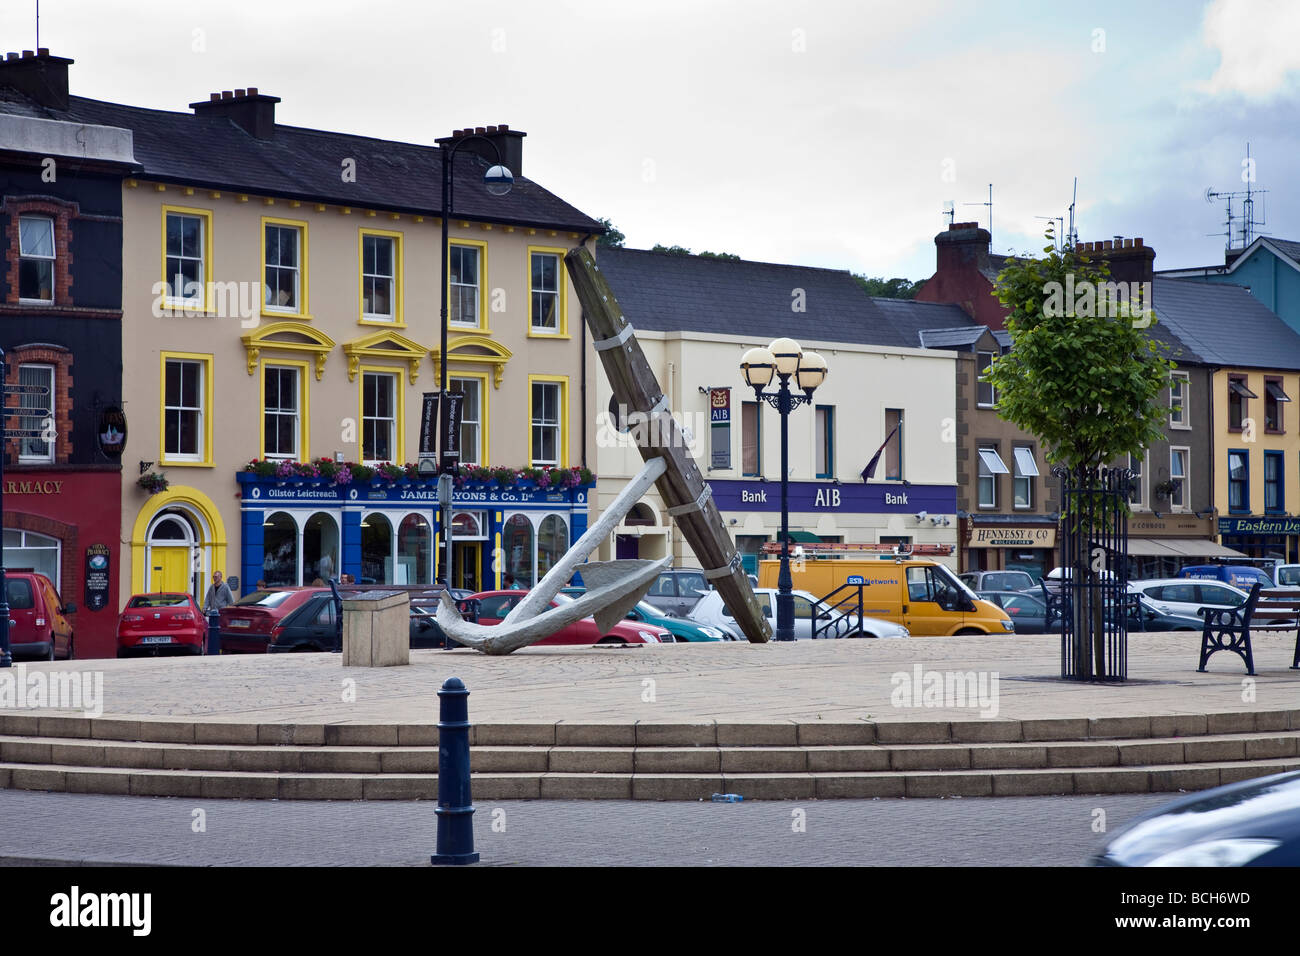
<box><xmin>1197</xmin><ymin>583</ymin><xmax>1300</xmax><ymax>675</ymax></box>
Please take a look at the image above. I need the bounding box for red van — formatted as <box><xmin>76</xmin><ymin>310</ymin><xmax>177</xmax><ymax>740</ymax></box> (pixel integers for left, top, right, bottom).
<box><xmin>5</xmin><ymin>572</ymin><xmax>75</xmax><ymax>660</ymax></box>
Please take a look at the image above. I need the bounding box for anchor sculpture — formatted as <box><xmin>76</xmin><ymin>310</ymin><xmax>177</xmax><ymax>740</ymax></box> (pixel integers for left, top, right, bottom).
<box><xmin>436</xmin><ymin>248</ymin><xmax>773</xmax><ymax>654</ymax></box>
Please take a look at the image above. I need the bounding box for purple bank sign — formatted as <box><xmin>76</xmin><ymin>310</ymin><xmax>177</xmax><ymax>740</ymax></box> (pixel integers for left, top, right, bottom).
<box><xmin>706</xmin><ymin>479</ymin><xmax>956</xmax><ymax>514</ymax></box>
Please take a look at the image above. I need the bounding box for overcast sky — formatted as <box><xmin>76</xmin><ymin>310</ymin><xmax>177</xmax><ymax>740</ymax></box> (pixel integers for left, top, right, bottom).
<box><xmin>6</xmin><ymin>0</ymin><xmax>1299</xmax><ymax>280</ymax></box>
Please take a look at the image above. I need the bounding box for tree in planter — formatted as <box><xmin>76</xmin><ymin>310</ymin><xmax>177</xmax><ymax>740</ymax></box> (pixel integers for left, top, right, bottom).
<box><xmin>984</xmin><ymin>233</ymin><xmax>1176</xmax><ymax>679</ymax></box>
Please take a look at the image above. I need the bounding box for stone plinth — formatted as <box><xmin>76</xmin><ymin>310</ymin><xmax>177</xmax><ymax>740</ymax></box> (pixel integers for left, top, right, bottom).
<box><xmin>342</xmin><ymin>591</ymin><xmax>410</xmax><ymax>667</ymax></box>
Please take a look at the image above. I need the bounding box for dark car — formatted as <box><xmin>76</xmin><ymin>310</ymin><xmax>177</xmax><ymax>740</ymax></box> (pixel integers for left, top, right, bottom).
<box><xmin>1090</xmin><ymin>770</ymin><xmax>1300</xmax><ymax>866</ymax></box>
<box><xmin>267</xmin><ymin>587</ymin><xmax>474</xmax><ymax>652</ymax></box>
<box><xmin>978</xmin><ymin>590</ymin><xmax>1204</xmax><ymax>634</ymax></box>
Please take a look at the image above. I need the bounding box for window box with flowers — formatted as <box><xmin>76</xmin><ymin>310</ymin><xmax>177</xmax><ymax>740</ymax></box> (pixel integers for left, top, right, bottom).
<box><xmin>137</xmin><ymin>472</ymin><xmax>170</xmax><ymax>494</ymax></box>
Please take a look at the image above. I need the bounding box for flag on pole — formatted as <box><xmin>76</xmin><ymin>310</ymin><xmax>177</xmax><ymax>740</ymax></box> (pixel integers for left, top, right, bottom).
<box><xmin>861</xmin><ymin>421</ymin><xmax>902</xmax><ymax>482</ymax></box>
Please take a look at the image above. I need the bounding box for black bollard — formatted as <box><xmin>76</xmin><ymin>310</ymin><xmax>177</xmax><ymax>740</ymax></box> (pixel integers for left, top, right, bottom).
<box><xmin>431</xmin><ymin>676</ymin><xmax>479</xmax><ymax>865</ymax></box>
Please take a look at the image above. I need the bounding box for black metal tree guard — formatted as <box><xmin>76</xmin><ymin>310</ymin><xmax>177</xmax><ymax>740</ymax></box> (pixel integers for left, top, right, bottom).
<box><xmin>1052</xmin><ymin>465</ymin><xmax>1131</xmax><ymax>682</ymax></box>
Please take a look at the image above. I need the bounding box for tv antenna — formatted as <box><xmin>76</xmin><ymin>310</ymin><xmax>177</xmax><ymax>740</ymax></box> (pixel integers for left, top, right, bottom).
<box><xmin>1035</xmin><ymin>215</ymin><xmax>1065</xmax><ymax>248</ymax></box>
<box><xmin>941</xmin><ymin>200</ymin><xmax>954</xmax><ymax>226</ymax></box>
<box><xmin>963</xmin><ymin>184</ymin><xmax>992</xmax><ymax>244</ymax></box>
<box><xmin>1204</xmin><ymin>143</ymin><xmax>1268</xmax><ymax>250</ymax></box>
<box><xmin>36</xmin><ymin>1</ymin><xmax>40</xmax><ymax>48</ymax></box>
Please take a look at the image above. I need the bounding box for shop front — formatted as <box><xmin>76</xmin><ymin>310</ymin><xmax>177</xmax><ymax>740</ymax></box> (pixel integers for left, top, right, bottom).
<box><xmin>235</xmin><ymin>473</ymin><xmax>590</xmax><ymax>595</ymax></box>
<box><xmin>961</xmin><ymin>516</ymin><xmax>1058</xmax><ymax>579</ymax></box>
<box><xmin>704</xmin><ymin>479</ymin><xmax>958</xmax><ymax>573</ymax></box>
<box><xmin>1127</xmin><ymin>513</ymin><xmax>1244</xmax><ymax>578</ymax></box>
<box><xmin>3</xmin><ymin>469</ymin><xmax>122</xmax><ymax>659</ymax></box>
<box><xmin>1218</xmin><ymin>516</ymin><xmax>1300</xmax><ymax>566</ymax></box>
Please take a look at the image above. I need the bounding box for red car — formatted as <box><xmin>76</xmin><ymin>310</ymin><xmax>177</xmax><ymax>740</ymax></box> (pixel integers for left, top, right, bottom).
<box><xmin>7</xmin><ymin>571</ymin><xmax>75</xmax><ymax>661</ymax></box>
<box><xmin>117</xmin><ymin>593</ymin><xmax>205</xmax><ymax>657</ymax></box>
<box><xmin>219</xmin><ymin>588</ymin><xmax>327</xmax><ymax>653</ymax></box>
<box><xmin>466</xmin><ymin>590</ymin><xmax>670</xmax><ymax>646</ymax></box>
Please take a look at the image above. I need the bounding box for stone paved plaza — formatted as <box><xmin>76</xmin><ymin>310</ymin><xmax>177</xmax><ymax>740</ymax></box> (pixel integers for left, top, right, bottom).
<box><xmin>4</xmin><ymin>631</ymin><xmax>1295</xmax><ymax>726</ymax></box>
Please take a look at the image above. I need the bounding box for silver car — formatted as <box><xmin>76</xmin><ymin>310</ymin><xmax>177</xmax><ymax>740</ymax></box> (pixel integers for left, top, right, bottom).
<box><xmin>690</xmin><ymin>587</ymin><xmax>909</xmax><ymax>639</ymax></box>
<box><xmin>1127</xmin><ymin>578</ymin><xmax>1250</xmax><ymax>618</ymax></box>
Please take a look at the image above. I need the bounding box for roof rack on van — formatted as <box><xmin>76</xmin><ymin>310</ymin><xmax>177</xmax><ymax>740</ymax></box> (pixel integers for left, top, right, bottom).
<box><xmin>758</xmin><ymin>542</ymin><xmax>953</xmax><ymax>557</ymax></box>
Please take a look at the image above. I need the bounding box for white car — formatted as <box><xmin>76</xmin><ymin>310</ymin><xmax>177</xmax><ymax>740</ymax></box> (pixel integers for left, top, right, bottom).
<box><xmin>1276</xmin><ymin>564</ymin><xmax>1300</xmax><ymax>590</ymax></box>
<box><xmin>1126</xmin><ymin>578</ymin><xmax>1250</xmax><ymax>619</ymax></box>
<box><xmin>689</xmin><ymin>587</ymin><xmax>909</xmax><ymax>639</ymax></box>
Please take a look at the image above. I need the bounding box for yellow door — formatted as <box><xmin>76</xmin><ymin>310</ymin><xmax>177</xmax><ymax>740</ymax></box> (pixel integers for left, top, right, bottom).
<box><xmin>150</xmin><ymin>547</ymin><xmax>190</xmax><ymax>594</ymax></box>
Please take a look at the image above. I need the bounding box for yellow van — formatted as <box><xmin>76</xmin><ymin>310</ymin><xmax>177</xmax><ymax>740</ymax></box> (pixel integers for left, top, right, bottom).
<box><xmin>757</xmin><ymin>556</ymin><xmax>1015</xmax><ymax>636</ymax></box>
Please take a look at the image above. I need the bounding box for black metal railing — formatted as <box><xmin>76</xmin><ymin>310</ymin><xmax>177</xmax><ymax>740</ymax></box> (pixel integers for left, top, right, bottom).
<box><xmin>812</xmin><ymin>584</ymin><xmax>868</xmax><ymax>639</ymax></box>
<box><xmin>1054</xmin><ymin>465</ymin><xmax>1131</xmax><ymax>681</ymax></box>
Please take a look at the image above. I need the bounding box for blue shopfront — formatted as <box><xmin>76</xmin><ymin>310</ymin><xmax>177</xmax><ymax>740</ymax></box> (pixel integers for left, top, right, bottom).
<box><xmin>235</xmin><ymin>473</ymin><xmax>590</xmax><ymax>594</ymax></box>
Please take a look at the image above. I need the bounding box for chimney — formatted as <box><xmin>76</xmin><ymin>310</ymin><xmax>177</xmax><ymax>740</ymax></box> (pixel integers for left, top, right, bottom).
<box><xmin>0</xmin><ymin>49</ymin><xmax>73</xmax><ymax>109</ymax></box>
<box><xmin>1077</xmin><ymin>235</ymin><xmax>1155</xmax><ymax>285</ymax></box>
<box><xmin>189</xmin><ymin>87</ymin><xmax>280</xmax><ymax>140</ymax></box>
<box><xmin>934</xmin><ymin>221</ymin><xmax>991</xmax><ymax>275</ymax></box>
<box><xmin>435</xmin><ymin>124</ymin><xmax>526</xmax><ymax>178</ymax></box>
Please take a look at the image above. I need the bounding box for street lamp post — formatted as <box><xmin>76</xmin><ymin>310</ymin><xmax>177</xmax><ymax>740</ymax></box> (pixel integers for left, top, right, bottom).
<box><xmin>437</xmin><ymin>136</ymin><xmax>513</xmax><ymax>587</ymax></box>
<box><xmin>740</xmin><ymin>338</ymin><xmax>828</xmax><ymax>642</ymax></box>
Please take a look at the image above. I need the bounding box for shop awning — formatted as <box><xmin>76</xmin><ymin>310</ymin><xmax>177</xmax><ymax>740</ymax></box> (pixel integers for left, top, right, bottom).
<box><xmin>786</xmin><ymin>531</ymin><xmax>822</xmax><ymax>543</ymax></box>
<box><xmin>1127</xmin><ymin>538</ymin><xmax>1248</xmax><ymax>558</ymax></box>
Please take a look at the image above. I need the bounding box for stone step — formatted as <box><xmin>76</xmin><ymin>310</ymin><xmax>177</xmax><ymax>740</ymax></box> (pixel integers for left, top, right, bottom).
<box><xmin>4</xmin><ymin>710</ymin><xmax>1298</xmax><ymax>748</ymax></box>
<box><xmin>3</xmin><ymin>757</ymin><xmax>1298</xmax><ymax>801</ymax></box>
<box><xmin>0</xmin><ymin>731</ymin><xmax>1295</xmax><ymax>774</ymax></box>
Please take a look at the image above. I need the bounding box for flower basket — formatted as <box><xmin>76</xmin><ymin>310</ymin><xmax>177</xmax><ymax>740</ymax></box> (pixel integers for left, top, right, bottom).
<box><xmin>137</xmin><ymin>472</ymin><xmax>169</xmax><ymax>494</ymax></box>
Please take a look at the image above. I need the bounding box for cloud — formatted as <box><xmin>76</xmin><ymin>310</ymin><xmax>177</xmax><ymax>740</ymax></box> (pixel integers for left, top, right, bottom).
<box><xmin>1200</xmin><ymin>0</ymin><xmax>1300</xmax><ymax>98</ymax></box>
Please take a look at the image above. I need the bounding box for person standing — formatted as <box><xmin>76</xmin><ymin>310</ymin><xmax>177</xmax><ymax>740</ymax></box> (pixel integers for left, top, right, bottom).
<box><xmin>203</xmin><ymin>570</ymin><xmax>235</xmax><ymax>654</ymax></box>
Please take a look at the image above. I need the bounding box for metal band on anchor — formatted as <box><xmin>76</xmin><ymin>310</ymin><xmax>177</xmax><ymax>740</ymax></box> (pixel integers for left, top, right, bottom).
<box><xmin>667</xmin><ymin>484</ymin><xmax>712</xmax><ymax>517</ymax></box>
<box><xmin>593</xmin><ymin>323</ymin><xmax>635</xmax><ymax>352</ymax></box>
<box><xmin>703</xmin><ymin>551</ymin><xmax>743</xmax><ymax>580</ymax></box>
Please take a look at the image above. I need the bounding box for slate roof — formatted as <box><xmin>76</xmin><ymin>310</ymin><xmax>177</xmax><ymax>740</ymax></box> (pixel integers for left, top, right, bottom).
<box><xmin>594</xmin><ymin>247</ymin><xmax>974</xmax><ymax>349</ymax></box>
<box><xmin>917</xmin><ymin>326</ymin><xmax>990</xmax><ymax>349</ymax></box>
<box><xmin>1153</xmin><ymin>277</ymin><xmax>1300</xmax><ymax>370</ymax></box>
<box><xmin>0</xmin><ymin>88</ymin><xmax>602</xmax><ymax>232</ymax></box>
<box><xmin>980</xmin><ymin>252</ymin><xmax>1009</xmax><ymax>283</ymax></box>
<box><xmin>1264</xmin><ymin>237</ymin><xmax>1300</xmax><ymax>266</ymax></box>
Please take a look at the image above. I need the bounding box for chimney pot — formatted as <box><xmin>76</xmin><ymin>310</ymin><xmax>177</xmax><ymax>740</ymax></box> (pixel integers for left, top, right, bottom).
<box><xmin>475</xmin><ymin>126</ymin><xmax>486</xmax><ymax>135</ymax></box>
<box><xmin>21</xmin><ymin>50</ymin><xmax>33</xmax><ymax>58</ymax></box>
<box><xmin>37</xmin><ymin>47</ymin><xmax>48</xmax><ymax>56</ymax></box>
<box><xmin>1134</xmin><ymin>238</ymin><xmax>1143</xmax><ymax>247</ymax></box>
<box><xmin>486</xmin><ymin>125</ymin><xmax>497</xmax><ymax>133</ymax></box>
<box><xmin>209</xmin><ymin>92</ymin><xmax>220</xmax><ymax>101</ymax></box>
<box><xmin>247</xmin><ymin>86</ymin><xmax>257</xmax><ymax>96</ymax></box>
<box><xmin>221</xmin><ymin>90</ymin><xmax>233</xmax><ymax>100</ymax></box>
<box><xmin>1104</xmin><ymin>240</ymin><xmax>1114</xmax><ymax>250</ymax></box>
<box><xmin>499</xmin><ymin>123</ymin><xmax>509</xmax><ymax>131</ymax></box>
<box><xmin>234</xmin><ymin>88</ymin><xmax>245</xmax><ymax>98</ymax></box>
<box><xmin>5</xmin><ymin>53</ymin><xmax>17</xmax><ymax>61</ymax></box>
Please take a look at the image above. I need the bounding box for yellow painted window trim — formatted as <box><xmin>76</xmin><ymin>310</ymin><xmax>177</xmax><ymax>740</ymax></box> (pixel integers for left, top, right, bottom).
<box><xmin>358</xmin><ymin>364</ymin><xmax>406</xmax><ymax>465</ymax></box>
<box><xmin>241</xmin><ymin>321</ymin><xmax>336</xmax><ymax>381</ymax></box>
<box><xmin>260</xmin><ymin>216</ymin><xmax>312</xmax><ymax>320</ymax></box>
<box><xmin>160</xmin><ymin>205</ymin><xmax>215</xmax><ymax>314</ymax></box>
<box><xmin>448</xmin><ymin>370</ymin><xmax>491</xmax><ymax>467</ymax></box>
<box><xmin>159</xmin><ymin>351</ymin><xmax>215</xmax><ymax>467</ymax></box>
<box><xmin>448</xmin><ymin>237</ymin><xmax>490</xmax><ymax>332</ymax></box>
<box><xmin>433</xmin><ymin>334</ymin><xmax>513</xmax><ymax>390</ymax></box>
<box><xmin>527</xmin><ymin>373</ymin><xmax>569</xmax><ymax>468</ymax></box>
<box><xmin>358</xmin><ymin>228</ymin><xmax>405</xmax><ymax>327</ymax></box>
<box><xmin>526</xmin><ymin>245</ymin><xmax>569</xmax><ymax>338</ymax></box>
<box><xmin>259</xmin><ymin>358</ymin><xmax>311</xmax><ymax>462</ymax></box>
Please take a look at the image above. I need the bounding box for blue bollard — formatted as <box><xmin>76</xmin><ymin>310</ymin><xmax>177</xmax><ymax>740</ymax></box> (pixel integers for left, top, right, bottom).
<box><xmin>431</xmin><ymin>676</ymin><xmax>479</xmax><ymax>865</ymax></box>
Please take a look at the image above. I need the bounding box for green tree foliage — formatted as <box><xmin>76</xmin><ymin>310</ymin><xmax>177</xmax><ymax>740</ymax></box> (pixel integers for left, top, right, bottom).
<box><xmin>853</xmin><ymin>275</ymin><xmax>926</xmax><ymax>299</ymax></box>
<box><xmin>983</xmin><ymin>237</ymin><xmax>1174</xmax><ymax>473</ymax></box>
<box><xmin>596</xmin><ymin>217</ymin><xmax>625</xmax><ymax>248</ymax></box>
<box><xmin>985</xmin><ymin>234</ymin><xmax>1176</xmax><ymax>680</ymax></box>
<box><xmin>650</xmin><ymin>244</ymin><xmax>740</xmax><ymax>260</ymax></box>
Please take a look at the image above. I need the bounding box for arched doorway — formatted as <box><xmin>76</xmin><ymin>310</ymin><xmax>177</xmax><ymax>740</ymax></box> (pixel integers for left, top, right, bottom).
<box><xmin>361</xmin><ymin>513</ymin><xmax>393</xmax><ymax>584</ymax></box>
<box><xmin>262</xmin><ymin>512</ymin><xmax>298</xmax><ymax>586</ymax></box>
<box><xmin>146</xmin><ymin>511</ymin><xmax>199</xmax><ymax>596</ymax></box>
<box><xmin>304</xmin><ymin>512</ymin><xmax>339</xmax><ymax>583</ymax></box>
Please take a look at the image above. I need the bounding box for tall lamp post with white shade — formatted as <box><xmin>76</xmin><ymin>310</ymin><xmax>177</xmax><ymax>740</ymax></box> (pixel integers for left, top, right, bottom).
<box><xmin>740</xmin><ymin>338</ymin><xmax>828</xmax><ymax>642</ymax></box>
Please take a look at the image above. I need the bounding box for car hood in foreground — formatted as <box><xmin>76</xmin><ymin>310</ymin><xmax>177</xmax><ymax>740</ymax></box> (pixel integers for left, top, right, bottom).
<box><xmin>1090</xmin><ymin>770</ymin><xmax>1300</xmax><ymax>866</ymax></box>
